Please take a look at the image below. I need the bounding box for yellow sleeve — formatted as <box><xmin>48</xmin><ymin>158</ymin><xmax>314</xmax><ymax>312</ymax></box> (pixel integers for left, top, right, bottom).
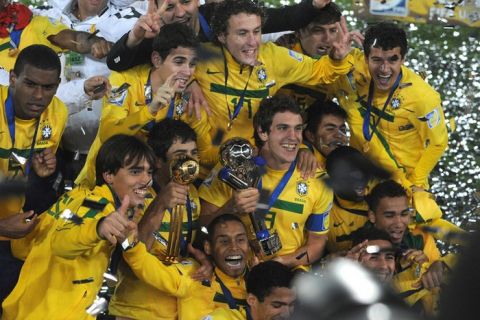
<box><xmin>98</xmin><ymin>70</ymin><xmax>155</xmax><ymax>142</ymax></box>
<box><xmin>122</xmin><ymin>242</ymin><xmax>195</xmax><ymax>297</ymax></box>
<box><xmin>422</xmin><ymin>233</ymin><xmax>441</xmax><ymax>263</ymax></box>
<box><xmin>183</xmin><ymin>109</ymin><xmax>218</xmax><ymax>168</ymax></box>
<box><xmin>51</xmin><ymin>199</ymin><xmax>115</xmax><ymax>259</ymax></box>
<box><xmin>306</xmin><ymin>175</ymin><xmax>333</xmax><ymax>234</ymax></box>
<box><xmin>270</xmin><ymin>43</ymin><xmax>354</xmax><ymax>87</ymax></box>
<box><xmin>198</xmin><ymin>165</ymin><xmax>233</xmax><ymax>208</ymax></box>
<box><xmin>410</xmin><ymin>95</ymin><xmax>448</xmax><ymax>186</ymax></box>
<box><xmin>33</xmin><ymin>16</ymin><xmax>69</xmax><ymax>53</ymax></box>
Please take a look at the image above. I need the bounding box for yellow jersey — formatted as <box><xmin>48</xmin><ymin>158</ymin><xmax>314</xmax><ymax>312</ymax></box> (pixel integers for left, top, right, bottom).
<box><xmin>76</xmin><ymin>64</ymin><xmax>211</xmax><ymax>189</ymax></box>
<box><xmin>109</xmin><ymin>185</ymin><xmax>201</xmax><ymax>320</ymax></box>
<box><xmin>325</xmin><ymin>49</ymin><xmax>448</xmax><ymax>189</ymax></box>
<box><xmin>123</xmin><ymin>243</ymin><xmax>248</xmax><ymax>320</ymax></box>
<box><xmin>199</xmin><ymin>164</ymin><xmax>333</xmax><ymax>267</ymax></box>
<box><xmin>277</xmin><ymin>41</ymin><xmax>329</xmax><ymax>111</ymax></box>
<box><xmin>0</xmin><ymin>15</ymin><xmax>68</xmax><ymax>72</ymax></box>
<box><xmin>203</xmin><ymin>307</ymin><xmax>246</xmax><ymax>320</ymax></box>
<box><xmin>0</xmin><ymin>85</ymin><xmax>67</xmax><ymax>230</ymax></box>
<box><xmin>326</xmin><ymin>196</ymin><xmax>369</xmax><ymax>254</ymax></box>
<box><xmin>3</xmin><ymin>184</ymin><xmax>149</xmax><ymax>319</ymax></box>
<box><xmin>193</xmin><ymin>42</ymin><xmax>353</xmax><ymax>167</ymax></box>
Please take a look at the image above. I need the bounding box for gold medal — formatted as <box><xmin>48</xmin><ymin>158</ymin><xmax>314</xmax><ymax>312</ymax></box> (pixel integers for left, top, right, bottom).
<box><xmin>363</xmin><ymin>141</ymin><xmax>370</xmax><ymax>153</ymax></box>
<box><xmin>8</xmin><ymin>48</ymin><xmax>19</xmax><ymax>57</ymax></box>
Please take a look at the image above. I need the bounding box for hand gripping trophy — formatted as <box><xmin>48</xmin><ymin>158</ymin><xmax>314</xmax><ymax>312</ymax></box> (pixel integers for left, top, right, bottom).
<box><xmin>218</xmin><ymin>138</ymin><xmax>282</xmax><ymax>258</ymax></box>
<box><xmin>163</xmin><ymin>155</ymin><xmax>199</xmax><ymax>264</ymax></box>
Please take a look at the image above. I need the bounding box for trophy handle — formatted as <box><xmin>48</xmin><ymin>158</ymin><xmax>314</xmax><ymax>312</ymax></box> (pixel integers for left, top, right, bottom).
<box><xmin>165</xmin><ymin>204</ymin><xmax>184</xmax><ymax>264</ymax></box>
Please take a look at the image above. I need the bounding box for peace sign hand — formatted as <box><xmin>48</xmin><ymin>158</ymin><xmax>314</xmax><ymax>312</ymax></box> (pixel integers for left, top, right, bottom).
<box><xmin>127</xmin><ymin>0</ymin><xmax>171</xmax><ymax>47</ymax></box>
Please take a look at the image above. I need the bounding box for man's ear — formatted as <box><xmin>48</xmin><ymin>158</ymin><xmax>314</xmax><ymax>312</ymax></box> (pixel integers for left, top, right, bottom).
<box><xmin>151</xmin><ymin>51</ymin><xmax>162</xmax><ymax>68</ymax></box>
<box><xmin>218</xmin><ymin>33</ymin><xmax>226</xmax><ymax>45</ymax></box>
<box><xmin>368</xmin><ymin>210</ymin><xmax>376</xmax><ymax>224</ymax></box>
<box><xmin>103</xmin><ymin>171</ymin><xmax>114</xmax><ymax>185</ymax></box>
<box><xmin>304</xmin><ymin>130</ymin><xmax>314</xmax><ymax>144</ymax></box>
<box><xmin>246</xmin><ymin>293</ymin><xmax>258</xmax><ymax>308</ymax></box>
<box><xmin>9</xmin><ymin>71</ymin><xmax>17</xmax><ymax>87</ymax></box>
<box><xmin>204</xmin><ymin>240</ymin><xmax>211</xmax><ymax>255</ymax></box>
<box><xmin>257</xmin><ymin>127</ymin><xmax>268</xmax><ymax>142</ymax></box>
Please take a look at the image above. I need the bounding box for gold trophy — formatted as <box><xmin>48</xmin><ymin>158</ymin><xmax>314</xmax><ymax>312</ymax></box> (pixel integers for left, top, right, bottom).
<box><xmin>163</xmin><ymin>155</ymin><xmax>199</xmax><ymax>264</ymax></box>
<box><xmin>218</xmin><ymin>138</ymin><xmax>282</xmax><ymax>258</ymax></box>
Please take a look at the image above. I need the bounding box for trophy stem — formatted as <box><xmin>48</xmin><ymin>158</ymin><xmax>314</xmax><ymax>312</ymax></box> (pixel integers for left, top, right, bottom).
<box><xmin>166</xmin><ymin>204</ymin><xmax>184</xmax><ymax>263</ymax></box>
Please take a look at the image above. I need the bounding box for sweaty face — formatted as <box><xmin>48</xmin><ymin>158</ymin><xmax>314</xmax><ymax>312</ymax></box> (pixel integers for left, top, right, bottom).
<box><xmin>105</xmin><ymin>158</ymin><xmax>154</xmax><ymax>208</ymax></box>
<box><xmin>159</xmin><ymin>0</ymin><xmax>200</xmax><ymax>30</ymax></box>
<box><xmin>366</xmin><ymin>46</ymin><xmax>405</xmax><ymax>92</ymax></box>
<box><xmin>219</xmin><ymin>13</ymin><xmax>262</xmax><ymax>66</ymax></box>
<box><xmin>153</xmin><ymin>47</ymin><xmax>197</xmax><ymax>92</ymax></box>
<box><xmin>299</xmin><ymin>21</ymin><xmax>339</xmax><ymax>57</ymax></box>
<box><xmin>260</xmin><ymin>112</ymin><xmax>303</xmax><ymax>170</ymax></box>
<box><xmin>369</xmin><ymin>196</ymin><xmax>411</xmax><ymax>244</ymax></box>
<box><xmin>10</xmin><ymin>65</ymin><xmax>60</xmax><ymax>120</ymax></box>
<box><xmin>249</xmin><ymin>287</ymin><xmax>296</xmax><ymax>320</ymax></box>
<box><xmin>306</xmin><ymin>114</ymin><xmax>347</xmax><ymax>157</ymax></box>
<box><xmin>205</xmin><ymin>220</ymin><xmax>249</xmax><ymax>278</ymax></box>
<box><xmin>359</xmin><ymin>239</ymin><xmax>395</xmax><ymax>283</ymax></box>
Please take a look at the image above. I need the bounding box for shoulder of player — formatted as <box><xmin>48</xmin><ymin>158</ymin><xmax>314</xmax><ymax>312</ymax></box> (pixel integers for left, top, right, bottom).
<box><xmin>47</xmin><ymin>96</ymin><xmax>68</xmax><ymax>118</ymax></box>
<box><xmin>399</xmin><ymin>66</ymin><xmax>440</xmax><ymax>99</ymax></box>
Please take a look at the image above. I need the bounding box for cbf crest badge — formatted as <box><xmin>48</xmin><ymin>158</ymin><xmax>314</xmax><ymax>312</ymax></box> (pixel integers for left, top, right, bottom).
<box><xmin>257</xmin><ymin>68</ymin><xmax>267</xmax><ymax>82</ymax></box>
<box><xmin>41</xmin><ymin>123</ymin><xmax>52</xmax><ymax>140</ymax></box>
<box><xmin>391</xmin><ymin>97</ymin><xmax>401</xmax><ymax>110</ymax></box>
<box><xmin>296</xmin><ymin>181</ymin><xmax>308</xmax><ymax>196</ymax></box>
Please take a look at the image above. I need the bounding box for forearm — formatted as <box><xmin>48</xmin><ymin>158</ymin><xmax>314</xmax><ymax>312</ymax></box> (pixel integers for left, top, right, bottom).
<box><xmin>276</xmin><ymin>234</ymin><xmax>327</xmax><ymax>268</ymax></box>
<box><xmin>55</xmin><ymin>79</ymin><xmax>90</xmax><ymax>115</ymax></box>
<box><xmin>106</xmin><ymin>32</ymin><xmax>152</xmax><ymax>71</ymax></box>
<box><xmin>51</xmin><ymin>218</ymin><xmax>103</xmax><ymax>259</ymax></box>
<box><xmin>123</xmin><ymin>242</ymin><xmax>186</xmax><ymax>295</ymax></box>
<box><xmin>310</xmin><ymin>54</ymin><xmax>354</xmax><ymax>85</ymax></box>
<box><xmin>99</xmin><ymin>106</ymin><xmax>154</xmax><ymax>142</ymax></box>
<box><xmin>138</xmin><ymin>199</ymin><xmax>167</xmax><ymax>250</ymax></box>
<box><xmin>49</xmin><ymin>29</ymin><xmax>97</xmax><ymax>54</ymax></box>
<box><xmin>263</xmin><ymin>0</ymin><xmax>317</xmax><ymax>33</ymax></box>
<box><xmin>410</xmin><ymin>142</ymin><xmax>447</xmax><ymax>187</ymax></box>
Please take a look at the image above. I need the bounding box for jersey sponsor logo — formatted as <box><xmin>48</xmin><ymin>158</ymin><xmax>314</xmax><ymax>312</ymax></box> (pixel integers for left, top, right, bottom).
<box><xmin>424</xmin><ymin>107</ymin><xmax>441</xmax><ymax>129</ymax></box>
<box><xmin>398</xmin><ymin>123</ymin><xmax>414</xmax><ymax>131</ymax></box>
<box><xmin>333</xmin><ymin>221</ymin><xmax>343</xmax><ymax>228</ymax></box>
<box><xmin>296</xmin><ymin>181</ymin><xmax>308</xmax><ymax>196</ymax></box>
<box><xmin>288</xmin><ymin>49</ymin><xmax>303</xmax><ymax>62</ymax></box>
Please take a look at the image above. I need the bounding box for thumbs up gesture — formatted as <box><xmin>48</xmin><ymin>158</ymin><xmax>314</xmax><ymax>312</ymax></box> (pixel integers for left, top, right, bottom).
<box><xmin>97</xmin><ymin>196</ymin><xmax>136</xmax><ymax>245</ymax></box>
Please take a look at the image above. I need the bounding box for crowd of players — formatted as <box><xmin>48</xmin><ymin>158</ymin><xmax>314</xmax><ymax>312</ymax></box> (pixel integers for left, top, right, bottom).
<box><xmin>0</xmin><ymin>0</ymin><xmax>468</xmax><ymax>318</ymax></box>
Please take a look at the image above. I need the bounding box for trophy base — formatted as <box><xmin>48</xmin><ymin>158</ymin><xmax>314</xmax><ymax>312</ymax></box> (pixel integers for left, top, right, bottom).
<box><xmin>255</xmin><ymin>231</ymin><xmax>282</xmax><ymax>257</ymax></box>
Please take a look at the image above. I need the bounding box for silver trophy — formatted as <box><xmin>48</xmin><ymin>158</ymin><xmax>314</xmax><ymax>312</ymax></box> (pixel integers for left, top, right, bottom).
<box><xmin>218</xmin><ymin>138</ymin><xmax>282</xmax><ymax>258</ymax></box>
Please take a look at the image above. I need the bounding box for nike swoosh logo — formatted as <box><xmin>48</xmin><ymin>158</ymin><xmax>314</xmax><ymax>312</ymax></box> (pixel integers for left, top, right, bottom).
<box><xmin>206</xmin><ymin>69</ymin><xmax>222</xmax><ymax>75</ymax></box>
<box><xmin>135</xmin><ymin>101</ymin><xmax>144</xmax><ymax>106</ymax></box>
<box><xmin>333</xmin><ymin>222</ymin><xmax>343</xmax><ymax>228</ymax></box>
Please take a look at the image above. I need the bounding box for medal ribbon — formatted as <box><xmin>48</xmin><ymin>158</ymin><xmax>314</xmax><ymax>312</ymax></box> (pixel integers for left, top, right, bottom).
<box><xmin>6</xmin><ymin>90</ymin><xmax>40</xmax><ymax>176</ymax></box>
<box><xmin>257</xmin><ymin>160</ymin><xmax>296</xmax><ymax>211</ymax></box>
<box><xmin>198</xmin><ymin>13</ymin><xmax>213</xmax><ymax>41</ymax></box>
<box><xmin>222</xmin><ymin>48</ymin><xmax>254</xmax><ymax>128</ymax></box>
<box><xmin>362</xmin><ymin>71</ymin><xmax>402</xmax><ymax>141</ymax></box>
<box><xmin>215</xmin><ymin>272</ymin><xmax>252</xmax><ymax>319</ymax></box>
